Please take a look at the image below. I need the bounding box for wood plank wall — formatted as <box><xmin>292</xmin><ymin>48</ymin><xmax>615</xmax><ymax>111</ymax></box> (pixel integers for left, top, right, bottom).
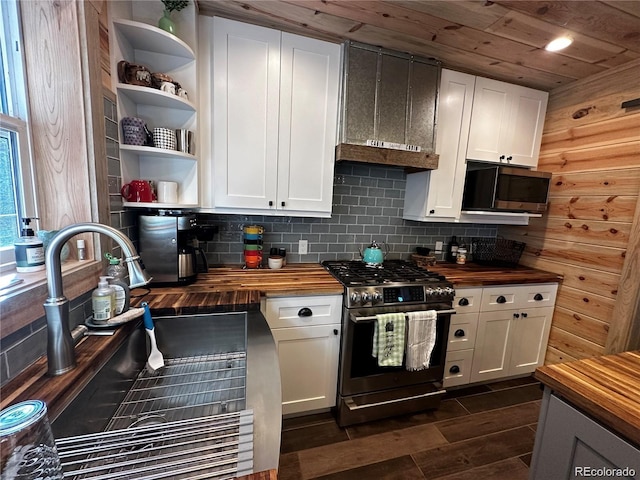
<box><xmin>499</xmin><ymin>59</ymin><xmax>640</xmax><ymax>364</ymax></box>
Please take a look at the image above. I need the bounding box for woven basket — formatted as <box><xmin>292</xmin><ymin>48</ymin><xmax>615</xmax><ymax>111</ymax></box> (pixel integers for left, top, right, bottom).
<box><xmin>471</xmin><ymin>237</ymin><xmax>525</xmax><ymax>267</ymax></box>
<box><xmin>412</xmin><ymin>254</ymin><xmax>437</xmax><ymax>268</ymax></box>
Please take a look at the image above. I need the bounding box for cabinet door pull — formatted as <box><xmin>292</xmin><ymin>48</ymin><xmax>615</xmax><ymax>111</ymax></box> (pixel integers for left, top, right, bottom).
<box><xmin>534</xmin><ymin>293</ymin><xmax>544</xmax><ymax>301</ymax></box>
<box><xmin>269</xmin><ymin>200</ymin><xmax>273</xmax><ymax>206</ymax></box>
<box><xmin>454</xmin><ymin>329</ymin><xmax>465</xmax><ymax>337</ymax></box>
<box><xmin>499</xmin><ymin>155</ymin><xmax>505</xmax><ymax>161</ymax></box>
<box><xmin>506</xmin><ymin>156</ymin><xmax>513</xmax><ymax>162</ymax></box>
<box><xmin>449</xmin><ymin>365</ymin><xmax>460</xmax><ymax>374</ymax></box>
<box><xmin>333</xmin><ymin>329</ymin><xmax>339</xmax><ymax>335</ymax></box>
<box><xmin>298</xmin><ymin>307</ymin><xmax>313</xmax><ymax>317</ymax></box>
<box><xmin>496</xmin><ymin>295</ymin><xmax>507</xmax><ymax>304</ymax></box>
<box><xmin>281</xmin><ymin>201</ymin><xmax>286</xmax><ymax>207</ymax></box>
<box><xmin>522</xmin><ymin>312</ymin><xmax>528</xmax><ymax>318</ymax></box>
<box><xmin>513</xmin><ymin>313</ymin><xmax>520</xmax><ymax>318</ymax></box>
<box><xmin>458</xmin><ymin>297</ymin><xmax>469</xmax><ymax>306</ymax></box>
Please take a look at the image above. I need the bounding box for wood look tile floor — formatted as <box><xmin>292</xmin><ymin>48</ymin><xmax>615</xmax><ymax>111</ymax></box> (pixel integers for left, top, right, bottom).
<box><xmin>278</xmin><ymin>376</ymin><xmax>542</xmax><ymax>479</ymax></box>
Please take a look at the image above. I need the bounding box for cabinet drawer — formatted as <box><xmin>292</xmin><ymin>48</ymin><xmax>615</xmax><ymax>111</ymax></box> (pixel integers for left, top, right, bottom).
<box><xmin>447</xmin><ymin>313</ymin><xmax>478</xmax><ymax>351</ymax></box>
<box><xmin>453</xmin><ymin>288</ymin><xmax>483</xmax><ymax>313</ymax></box>
<box><xmin>518</xmin><ymin>283</ymin><xmax>558</xmax><ymax>309</ymax></box>
<box><xmin>443</xmin><ymin>349</ymin><xmax>474</xmax><ymax>388</ymax></box>
<box><xmin>261</xmin><ymin>294</ymin><xmax>343</xmax><ymax>328</ymax></box>
<box><xmin>481</xmin><ymin>286</ymin><xmax>519</xmax><ymax>311</ymax></box>
<box><xmin>481</xmin><ymin>284</ymin><xmax>558</xmax><ymax>311</ymax></box>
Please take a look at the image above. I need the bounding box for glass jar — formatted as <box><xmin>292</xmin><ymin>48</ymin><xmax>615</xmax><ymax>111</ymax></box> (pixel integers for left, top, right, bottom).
<box><xmin>456</xmin><ymin>248</ymin><xmax>467</xmax><ymax>265</ymax></box>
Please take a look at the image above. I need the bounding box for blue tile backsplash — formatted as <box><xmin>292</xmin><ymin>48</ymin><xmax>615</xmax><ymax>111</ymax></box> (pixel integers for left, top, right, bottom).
<box><xmin>197</xmin><ymin>162</ymin><xmax>497</xmax><ymax>265</ymax></box>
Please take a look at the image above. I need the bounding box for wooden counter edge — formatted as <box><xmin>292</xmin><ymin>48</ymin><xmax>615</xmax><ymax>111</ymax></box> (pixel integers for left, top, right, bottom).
<box><xmin>0</xmin><ymin>321</ymin><xmax>138</xmax><ymax>417</ymax></box>
<box><xmin>535</xmin><ymin>365</ymin><xmax>640</xmax><ymax>447</ymax></box>
<box><xmin>236</xmin><ymin>468</ymin><xmax>277</xmax><ymax>480</ymax></box>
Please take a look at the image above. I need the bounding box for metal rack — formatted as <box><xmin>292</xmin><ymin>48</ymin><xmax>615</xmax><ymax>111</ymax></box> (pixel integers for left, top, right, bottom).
<box><xmin>56</xmin><ymin>352</ymin><xmax>253</xmax><ymax>479</ymax></box>
<box><xmin>57</xmin><ymin>411</ymin><xmax>253</xmax><ymax>479</ymax></box>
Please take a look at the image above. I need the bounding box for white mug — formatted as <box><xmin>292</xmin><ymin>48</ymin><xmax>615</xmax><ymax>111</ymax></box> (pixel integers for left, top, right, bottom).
<box><xmin>178</xmin><ymin>88</ymin><xmax>188</xmax><ymax>100</ymax></box>
<box><xmin>157</xmin><ymin>181</ymin><xmax>178</xmax><ymax>204</ymax></box>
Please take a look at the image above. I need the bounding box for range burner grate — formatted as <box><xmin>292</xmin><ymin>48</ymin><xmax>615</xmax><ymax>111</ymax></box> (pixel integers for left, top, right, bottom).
<box><xmin>322</xmin><ymin>260</ymin><xmax>444</xmax><ymax>287</ymax></box>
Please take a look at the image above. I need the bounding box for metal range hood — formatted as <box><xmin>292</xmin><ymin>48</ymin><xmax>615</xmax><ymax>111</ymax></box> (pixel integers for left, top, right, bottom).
<box><xmin>336</xmin><ymin>42</ymin><xmax>441</xmax><ymax>172</ymax></box>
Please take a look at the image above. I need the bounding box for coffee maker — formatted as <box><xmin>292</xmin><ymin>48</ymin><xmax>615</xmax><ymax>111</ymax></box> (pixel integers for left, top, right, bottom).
<box><xmin>138</xmin><ymin>213</ymin><xmax>209</xmax><ymax>286</ymax></box>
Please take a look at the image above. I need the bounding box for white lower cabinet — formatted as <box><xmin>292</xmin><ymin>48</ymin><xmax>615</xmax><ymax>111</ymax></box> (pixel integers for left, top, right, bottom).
<box><xmin>261</xmin><ymin>295</ymin><xmax>342</xmax><ymax>415</ymax></box>
<box><xmin>470</xmin><ymin>284</ymin><xmax>557</xmax><ymax>383</ymax></box>
<box><xmin>444</xmin><ymin>284</ymin><xmax>557</xmax><ymax>388</ymax></box>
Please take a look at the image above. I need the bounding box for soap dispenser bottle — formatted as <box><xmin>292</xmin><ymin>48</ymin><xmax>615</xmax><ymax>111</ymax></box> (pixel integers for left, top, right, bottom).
<box><xmin>105</xmin><ymin>253</ymin><xmax>130</xmax><ymax>315</ymax></box>
<box><xmin>92</xmin><ymin>276</ymin><xmax>116</xmax><ymax>323</ymax></box>
<box><xmin>14</xmin><ymin>217</ymin><xmax>45</xmax><ymax>273</ymax></box>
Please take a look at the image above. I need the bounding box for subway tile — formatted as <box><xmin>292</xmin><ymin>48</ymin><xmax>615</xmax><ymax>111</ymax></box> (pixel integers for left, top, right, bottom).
<box><xmin>5</xmin><ymin>327</ymin><xmax>47</xmax><ymax>380</ymax></box>
<box><xmin>108</xmin><ymin>157</ymin><xmax>121</xmax><ymax>176</ymax></box>
<box><xmin>339</xmin><ymin>215</ymin><xmax>358</xmax><ymax>225</ymax></box>
<box><xmin>375</xmin><ymin>197</ymin><xmax>393</xmax><ymax>207</ymax></box>
<box><xmin>0</xmin><ymin>353</ymin><xmax>9</xmax><ymax>386</ymax></box>
<box><xmin>346</xmin><ymin>225</ymin><xmax>364</xmax><ymax>234</ymax></box>
<box><xmin>358</xmin><ymin>196</ymin><xmax>376</xmax><ymax>206</ymax></box>
<box><xmin>382</xmin><ymin>207</ymin><xmax>399</xmax><ymax>217</ymax></box>
<box><xmin>351</xmin><ymin>186</ymin><xmax>368</xmax><ymax>196</ymax></box>
<box><xmin>348</xmin><ymin>205</ymin><xmax>367</xmax><ymax>215</ymax></box>
<box><xmin>364</xmin><ymin>225</ymin><xmax>380</xmax><ymax>234</ymax></box>
<box><xmin>365</xmin><ymin>206</ymin><xmax>383</xmax><ymax>216</ymax></box>
<box><xmin>374</xmin><ymin>216</ymin><xmax>390</xmax><ymax>225</ymax></box>
<box><xmin>341</xmin><ymin>195</ymin><xmax>359</xmax><ymax>206</ymax></box>
<box><xmin>368</xmin><ymin>187</ymin><xmax>385</xmax><ymax>198</ymax></box>
<box><xmin>329</xmin><ymin>224</ymin><xmax>347</xmax><ymax>234</ymax></box>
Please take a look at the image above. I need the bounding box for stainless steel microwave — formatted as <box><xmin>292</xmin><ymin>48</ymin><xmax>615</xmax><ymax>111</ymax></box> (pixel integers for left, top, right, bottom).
<box><xmin>461</xmin><ymin>163</ymin><xmax>552</xmax><ymax>214</ymax></box>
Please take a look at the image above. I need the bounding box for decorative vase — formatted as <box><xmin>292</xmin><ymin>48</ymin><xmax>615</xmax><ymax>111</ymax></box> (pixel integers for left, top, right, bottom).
<box><xmin>158</xmin><ymin>10</ymin><xmax>176</xmax><ymax>35</ymax></box>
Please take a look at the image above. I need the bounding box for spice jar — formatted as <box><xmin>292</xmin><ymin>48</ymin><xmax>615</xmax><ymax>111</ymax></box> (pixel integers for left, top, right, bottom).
<box><xmin>456</xmin><ymin>248</ymin><xmax>467</xmax><ymax>265</ymax></box>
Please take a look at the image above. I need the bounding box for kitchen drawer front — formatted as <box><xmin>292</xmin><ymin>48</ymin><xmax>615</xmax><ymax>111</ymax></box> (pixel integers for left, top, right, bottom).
<box><xmin>480</xmin><ymin>285</ymin><xmax>520</xmax><ymax>311</ymax></box>
<box><xmin>481</xmin><ymin>284</ymin><xmax>558</xmax><ymax>311</ymax></box>
<box><xmin>519</xmin><ymin>283</ymin><xmax>558</xmax><ymax>309</ymax></box>
<box><xmin>447</xmin><ymin>312</ymin><xmax>478</xmax><ymax>352</ymax></box>
<box><xmin>453</xmin><ymin>288</ymin><xmax>483</xmax><ymax>314</ymax></box>
<box><xmin>261</xmin><ymin>294</ymin><xmax>343</xmax><ymax>328</ymax></box>
<box><xmin>443</xmin><ymin>349</ymin><xmax>474</xmax><ymax>388</ymax></box>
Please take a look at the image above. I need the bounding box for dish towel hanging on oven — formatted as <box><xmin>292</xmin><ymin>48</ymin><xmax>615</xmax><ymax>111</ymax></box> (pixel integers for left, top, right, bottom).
<box><xmin>372</xmin><ymin>312</ymin><xmax>406</xmax><ymax>367</ymax></box>
<box><xmin>406</xmin><ymin>310</ymin><xmax>438</xmax><ymax>371</ymax></box>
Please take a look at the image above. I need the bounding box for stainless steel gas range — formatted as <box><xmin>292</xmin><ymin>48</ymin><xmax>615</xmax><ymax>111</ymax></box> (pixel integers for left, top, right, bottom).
<box><xmin>322</xmin><ymin>260</ymin><xmax>456</xmax><ymax>427</ymax></box>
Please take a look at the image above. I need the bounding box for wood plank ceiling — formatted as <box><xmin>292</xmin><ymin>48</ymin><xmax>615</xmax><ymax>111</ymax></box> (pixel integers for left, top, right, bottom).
<box><xmin>196</xmin><ymin>0</ymin><xmax>640</xmax><ymax>91</ymax></box>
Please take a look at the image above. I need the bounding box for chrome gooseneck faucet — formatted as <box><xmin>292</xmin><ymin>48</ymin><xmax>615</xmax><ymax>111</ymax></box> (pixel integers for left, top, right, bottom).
<box><xmin>44</xmin><ymin>222</ymin><xmax>152</xmax><ymax>375</ymax></box>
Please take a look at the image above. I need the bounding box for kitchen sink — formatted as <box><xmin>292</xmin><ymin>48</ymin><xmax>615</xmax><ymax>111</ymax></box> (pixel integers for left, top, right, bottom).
<box><xmin>51</xmin><ymin>312</ymin><xmax>254</xmax><ymax>479</ymax></box>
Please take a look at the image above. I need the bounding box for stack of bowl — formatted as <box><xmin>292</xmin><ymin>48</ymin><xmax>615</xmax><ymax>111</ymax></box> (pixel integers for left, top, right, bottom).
<box><xmin>243</xmin><ymin>225</ymin><xmax>263</xmax><ymax>268</ymax></box>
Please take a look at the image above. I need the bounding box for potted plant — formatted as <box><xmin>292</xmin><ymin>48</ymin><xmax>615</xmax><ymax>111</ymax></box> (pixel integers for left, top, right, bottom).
<box><xmin>158</xmin><ymin>0</ymin><xmax>189</xmax><ymax>35</ymax></box>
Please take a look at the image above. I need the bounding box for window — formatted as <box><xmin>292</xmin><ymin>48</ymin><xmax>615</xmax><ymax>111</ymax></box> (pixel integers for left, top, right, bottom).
<box><xmin>0</xmin><ymin>0</ymin><xmax>37</xmax><ymax>272</ymax></box>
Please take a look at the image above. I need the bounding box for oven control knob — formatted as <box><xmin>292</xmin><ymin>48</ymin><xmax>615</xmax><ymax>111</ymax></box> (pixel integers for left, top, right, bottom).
<box><xmin>443</xmin><ymin>286</ymin><xmax>455</xmax><ymax>296</ymax></box>
<box><xmin>361</xmin><ymin>291</ymin><xmax>372</xmax><ymax>305</ymax></box>
<box><xmin>433</xmin><ymin>287</ymin><xmax>444</xmax><ymax>295</ymax></box>
<box><xmin>350</xmin><ymin>290</ymin><xmax>362</xmax><ymax>305</ymax></box>
<box><xmin>425</xmin><ymin>287</ymin><xmax>436</xmax><ymax>298</ymax></box>
<box><xmin>371</xmin><ymin>290</ymin><xmax>383</xmax><ymax>304</ymax></box>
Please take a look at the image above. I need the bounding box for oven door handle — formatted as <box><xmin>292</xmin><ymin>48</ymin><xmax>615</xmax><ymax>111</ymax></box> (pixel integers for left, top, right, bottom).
<box><xmin>344</xmin><ymin>389</ymin><xmax>447</xmax><ymax>411</ymax></box>
<box><xmin>349</xmin><ymin>309</ymin><xmax>457</xmax><ymax>323</ymax></box>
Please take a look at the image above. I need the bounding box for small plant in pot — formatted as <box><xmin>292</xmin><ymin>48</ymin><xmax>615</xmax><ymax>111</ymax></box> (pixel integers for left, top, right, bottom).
<box><xmin>158</xmin><ymin>0</ymin><xmax>189</xmax><ymax>35</ymax></box>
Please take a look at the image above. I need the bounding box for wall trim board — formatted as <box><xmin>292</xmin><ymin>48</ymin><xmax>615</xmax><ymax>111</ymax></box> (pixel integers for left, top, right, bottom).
<box><xmin>546</xmin><ymin>168</ymin><xmax>640</xmax><ymax>197</ymax></box>
<box><xmin>545</xmin><ymin>195</ymin><xmax>637</xmax><ymax>223</ymax></box>
<box><xmin>553</xmin><ymin>306</ymin><xmax>610</xmax><ymax>347</ymax></box>
<box><xmin>538</xmin><ymin>141</ymin><xmax>640</xmax><ymax>174</ymax></box>
<box><xmin>605</xmin><ymin>190</ymin><xmax>640</xmax><ymax>353</ymax></box>
<box><xmin>548</xmin><ymin>325</ymin><xmax>605</xmax><ymax>360</ymax></box>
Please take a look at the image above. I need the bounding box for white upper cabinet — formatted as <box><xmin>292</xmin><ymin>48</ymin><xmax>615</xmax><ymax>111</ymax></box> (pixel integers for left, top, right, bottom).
<box><xmin>202</xmin><ymin>17</ymin><xmax>340</xmax><ymax>217</ymax></box>
<box><xmin>111</xmin><ymin>15</ymin><xmax>199</xmax><ymax>208</ymax></box>
<box><xmin>404</xmin><ymin>69</ymin><xmax>475</xmax><ymax>221</ymax></box>
<box><xmin>403</xmin><ymin>70</ymin><xmax>548</xmax><ymax>225</ymax></box>
<box><xmin>466</xmin><ymin>77</ymin><xmax>548</xmax><ymax>167</ymax></box>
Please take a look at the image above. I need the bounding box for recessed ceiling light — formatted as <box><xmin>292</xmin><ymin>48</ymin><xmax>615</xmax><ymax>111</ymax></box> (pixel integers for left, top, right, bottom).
<box><xmin>545</xmin><ymin>36</ymin><xmax>573</xmax><ymax>52</ymax></box>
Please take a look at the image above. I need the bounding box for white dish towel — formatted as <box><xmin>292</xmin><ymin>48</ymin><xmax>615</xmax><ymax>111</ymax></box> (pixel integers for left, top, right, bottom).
<box><xmin>406</xmin><ymin>310</ymin><xmax>438</xmax><ymax>371</ymax></box>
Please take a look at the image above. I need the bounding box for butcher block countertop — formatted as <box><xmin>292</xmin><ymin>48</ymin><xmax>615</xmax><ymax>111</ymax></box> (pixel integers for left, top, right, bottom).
<box><xmin>427</xmin><ymin>262</ymin><xmax>563</xmax><ymax>286</ymax></box>
<box><xmin>133</xmin><ymin>263</ymin><xmax>343</xmax><ymax>311</ymax></box>
<box><xmin>535</xmin><ymin>350</ymin><xmax>640</xmax><ymax>446</ymax></box>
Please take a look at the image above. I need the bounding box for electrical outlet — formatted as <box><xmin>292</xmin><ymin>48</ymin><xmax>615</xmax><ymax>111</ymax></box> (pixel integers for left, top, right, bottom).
<box><xmin>435</xmin><ymin>241</ymin><xmax>444</xmax><ymax>252</ymax></box>
<box><xmin>299</xmin><ymin>239</ymin><xmax>308</xmax><ymax>255</ymax></box>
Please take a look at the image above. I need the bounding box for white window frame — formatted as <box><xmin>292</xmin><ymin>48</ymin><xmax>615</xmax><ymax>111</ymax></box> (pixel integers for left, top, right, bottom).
<box><xmin>0</xmin><ymin>0</ymin><xmax>38</xmax><ymax>273</ymax></box>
